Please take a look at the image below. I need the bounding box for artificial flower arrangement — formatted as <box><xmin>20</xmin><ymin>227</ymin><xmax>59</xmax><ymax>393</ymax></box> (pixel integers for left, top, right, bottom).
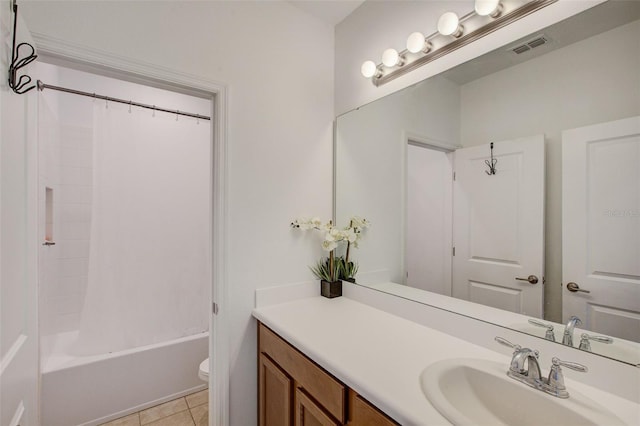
<box><xmin>290</xmin><ymin>216</ymin><xmax>370</xmax><ymax>286</ymax></box>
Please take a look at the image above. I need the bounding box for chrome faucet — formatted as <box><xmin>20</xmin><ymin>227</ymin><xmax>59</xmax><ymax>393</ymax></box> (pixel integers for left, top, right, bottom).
<box><xmin>562</xmin><ymin>316</ymin><xmax>582</xmax><ymax>346</ymax></box>
<box><xmin>496</xmin><ymin>337</ymin><xmax>542</xmax><ymax>386</ymax></box>
<box><xmin>495</xmin><ymin>337</ymin><xmax>588</xmax><ymax>398</ymax></box>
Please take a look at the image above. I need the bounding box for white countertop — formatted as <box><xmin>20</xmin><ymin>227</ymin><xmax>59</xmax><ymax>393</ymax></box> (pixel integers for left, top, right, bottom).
<box><xmin>253</xmin><ymin>295</ymin><xmax>640</xmax><ymax>425</ymax></box>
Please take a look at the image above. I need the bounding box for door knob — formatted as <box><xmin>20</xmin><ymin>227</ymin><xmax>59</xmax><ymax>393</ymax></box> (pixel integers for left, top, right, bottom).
<box><xmin>567</xmin><ymin>282</ymin><xmax>590</xmax><ymax>293</ymax></box>
<box><xmin>516</xmin><ymin>275</ymin><xmax>539</xmax><ymax>284</ymax></box>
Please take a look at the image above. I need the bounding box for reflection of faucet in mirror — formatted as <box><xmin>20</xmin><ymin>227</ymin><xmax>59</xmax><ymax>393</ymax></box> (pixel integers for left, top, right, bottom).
<box><xmin>579</xmin><ymin>333</ymin><xmax>614</xmax><ymax>352</ymax></box>
<box><xmin>528</xmin><ymin>319</ymin><xmax>555</xmax><ymax>342</ymax></box>
<box><xmin>562</xmin><ymin>316</ymin><xmax>582</xmax><ymax>347</ymax></box>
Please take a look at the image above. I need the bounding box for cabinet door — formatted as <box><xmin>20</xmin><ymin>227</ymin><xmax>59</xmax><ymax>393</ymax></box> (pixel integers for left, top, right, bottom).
<box><xmin>294</xmin><ymin>388</ymin><xmax>340</xmax><ymax>426</ymax></box>
<box><xmin>349</xmin><ymin>390</ymin><xmax>398</xmax><ymax>425</ymax></box>
<box><xmin>259</xmin><ymin>353</ymin><xmax>293</xmax><ymax>426</ymax></box>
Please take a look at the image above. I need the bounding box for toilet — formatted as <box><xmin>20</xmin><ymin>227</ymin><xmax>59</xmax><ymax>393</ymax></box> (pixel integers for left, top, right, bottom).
<box><xmin>198</xmin><ymin>358</ymin><xmax>209</xmax><ymax>382</ymax></box>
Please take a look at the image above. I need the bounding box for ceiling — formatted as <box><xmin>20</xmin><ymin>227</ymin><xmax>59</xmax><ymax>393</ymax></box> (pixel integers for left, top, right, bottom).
<box><xmin>288</xmin><ymin>0</ymin><xmax>365</xmax><ymax>26</ymax></box>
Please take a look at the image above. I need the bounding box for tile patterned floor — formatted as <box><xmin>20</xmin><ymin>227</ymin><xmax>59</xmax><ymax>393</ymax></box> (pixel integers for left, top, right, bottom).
<box><xmin>100</xmin><ymin>389</ymin><xmax>208</xmax><ymax>426</ymax></box>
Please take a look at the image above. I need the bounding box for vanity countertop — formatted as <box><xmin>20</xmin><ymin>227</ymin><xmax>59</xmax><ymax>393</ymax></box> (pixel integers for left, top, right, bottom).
<box><xmin>253</xmin><ymin>296</ymin><xmax>640</xmax><ymax>425</ymax></box>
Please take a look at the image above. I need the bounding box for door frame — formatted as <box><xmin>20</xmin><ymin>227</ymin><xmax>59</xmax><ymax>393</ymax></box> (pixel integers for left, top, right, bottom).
<box><xmin>31</xmin><ymin>34</ymin><xmax>230</xmax><ymax>425</ymax></box>
<box><xmin>402</xmin><ymin>131</ymin><xmax>458</xmax><ymax>290</ymax></box>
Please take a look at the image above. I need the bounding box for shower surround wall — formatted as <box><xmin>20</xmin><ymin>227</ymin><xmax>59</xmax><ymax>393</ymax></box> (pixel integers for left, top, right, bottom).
<box><xmin>40</xmin><ymin>122</ymin><xmax>93</xmax><ymax>338</ymax></box>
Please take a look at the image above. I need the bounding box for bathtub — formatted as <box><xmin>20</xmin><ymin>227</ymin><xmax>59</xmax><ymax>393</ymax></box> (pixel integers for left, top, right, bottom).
<box><xmin>40</xmin><ymin>330</ymin><xmax>208</xmax><ymax>426</ymax></box>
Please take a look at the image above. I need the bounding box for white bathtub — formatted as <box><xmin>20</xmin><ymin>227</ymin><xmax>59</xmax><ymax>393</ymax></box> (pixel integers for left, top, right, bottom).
<box><xmin>41</xmin><ymin>330</ymin><xmax>208</xmax><ymax>426</ymax></box>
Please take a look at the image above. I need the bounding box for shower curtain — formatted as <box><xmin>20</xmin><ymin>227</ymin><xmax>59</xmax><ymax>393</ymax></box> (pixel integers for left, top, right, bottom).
<box><xmin>75</xmin><ymin>102</ymin><xmax>210</xmax><ymax>355</ymax></box>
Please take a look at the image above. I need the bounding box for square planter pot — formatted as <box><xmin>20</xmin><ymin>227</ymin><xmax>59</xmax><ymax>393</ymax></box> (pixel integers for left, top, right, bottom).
<box><xmin>320</xmin><ymin>280</ymin><xmax>342</xmax><ymax>298</ymax></box>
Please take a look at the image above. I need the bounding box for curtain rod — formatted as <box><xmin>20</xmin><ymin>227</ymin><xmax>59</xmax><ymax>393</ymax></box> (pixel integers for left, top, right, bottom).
<box><xmin>36</xmin><ymin>80</ymin><xmax>211</xmax><ymax>121</ymax></box>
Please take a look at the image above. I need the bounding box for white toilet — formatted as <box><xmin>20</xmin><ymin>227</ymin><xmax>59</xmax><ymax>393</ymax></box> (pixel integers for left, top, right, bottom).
<box><xmin>198</xmin><ymin>358</ymin><xmax>209</xmax><ymax>382</ymax></box>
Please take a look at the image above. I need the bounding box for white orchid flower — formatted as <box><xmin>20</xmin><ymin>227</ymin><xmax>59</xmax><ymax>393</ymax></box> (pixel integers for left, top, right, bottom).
<box><xmin>350</xmin><ymin>216</ymin><xmax>370</xmax><ymax>230</ymax></box>
<box><xmin>343</xmin><ymin>228</ymin><xmax>357</xmax><ymax>243</ymax></box>
<box><xmin>322</xmin><ymin>239</ymin><xmax>338</xmax><ymax>251</ymax></box>
<box><xmin>310</xmin><ymin>217</ymin><xmax>323</xmax><ymax>228</ymax></box>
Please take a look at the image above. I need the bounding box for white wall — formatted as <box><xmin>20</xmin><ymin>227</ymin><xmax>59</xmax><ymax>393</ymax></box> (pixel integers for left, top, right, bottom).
<box><xmin>21</xmin><ymin>2</ymin><xmax>335</xmax><ymax>425</ymax></box>
<box><xmin>1</xmin><ymin>3</ymin><xmax>39</xmax><ymax>424</ymax></box>
<box><xmin>335</xmin><ymin>0</ymin><xmax>604</xmax><ymax>114</ymax></box>
<box><xmin>459</xmin><ymin>19</ymin><xmax>640</xmax><ymax>321</ymax></box>
<box><xmin>335</xmin><ymin>75</ymin><xmax>460</xmax><ymax>283</ymax></box>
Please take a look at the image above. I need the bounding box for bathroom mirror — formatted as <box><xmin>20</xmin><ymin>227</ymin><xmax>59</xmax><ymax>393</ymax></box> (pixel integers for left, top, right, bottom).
<box><xmin>335</xmin><ymin>0</ymin><xmax>640</xmax><ymax>366</ymax></box>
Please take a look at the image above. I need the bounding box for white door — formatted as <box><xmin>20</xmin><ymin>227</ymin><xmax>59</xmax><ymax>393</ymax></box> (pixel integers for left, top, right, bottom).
<box><xmin>453</xmin><ymin>136</ymin><xmax>545</xmax><ymax>317</ymax></box>
<box><xmin>562</xmin><ymin>116</ymin><xmax>640</xmax><ymax>342</ymax></box>
<box><xmin>406</xmin><ymin>143</ymin><xmax>453</xmax><ymax>295</ymax></box>
<box><xmin>0</xmin><ymin>7</ymin><xmax>39</xmax><ymax>426</ymax></box>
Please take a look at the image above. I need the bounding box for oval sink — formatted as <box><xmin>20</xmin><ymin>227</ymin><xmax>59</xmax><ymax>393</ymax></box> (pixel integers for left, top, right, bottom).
<box><xmin>420</xmin><ymin>358</ymin><xmax>626</xmax><ymax>426</ymax></box>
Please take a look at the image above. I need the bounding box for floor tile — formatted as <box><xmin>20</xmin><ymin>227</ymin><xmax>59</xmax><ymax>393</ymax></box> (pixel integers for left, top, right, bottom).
<box><xmin>99</xmin><ymin>412</ymin><xmax>140</xmax><ymax>426</ymax></box>
<box><xmin>186</xmin><ymin>389</ymin><xmax>208</xmax><ymax>408</ymax></box>
<box><xmin>140</xmin><ymin>398</ymin><xmax>189</xmax><ymax>425</ymax></box>
<box><xmin>190</xmin><ymin>404</ymin><xmax>208</xmax><ymax>426</ymax></box>
<box><xmin>147</xmin><ymin>410</ymin><xmax>194</xmax><ymax>426</ymax></box>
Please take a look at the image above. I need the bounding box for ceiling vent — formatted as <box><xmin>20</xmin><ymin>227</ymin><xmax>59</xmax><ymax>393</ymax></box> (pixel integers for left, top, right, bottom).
<box><xmin>510</xmin><ymin>35</ymin><xmax>550</xmax><ymax>54</ymax></box>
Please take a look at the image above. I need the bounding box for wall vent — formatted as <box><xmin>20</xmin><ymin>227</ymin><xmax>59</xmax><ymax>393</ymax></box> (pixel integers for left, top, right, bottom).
<box><xmin>510</xmin><ymin>35</ymin><xmax>550</xmax><ymax>54</ymax></box>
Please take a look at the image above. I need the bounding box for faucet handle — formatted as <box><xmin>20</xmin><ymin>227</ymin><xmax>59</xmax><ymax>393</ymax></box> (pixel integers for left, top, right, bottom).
<box><xmin>528</xmin><ymin>319</ymin><xmax>556</xmax><ymax>341</ymax></box>
<box><xmin>547</xmin><ymin>357</ymin><xmax>588</xmax><ymax>398</ymax></box>
<box><xmin>552</xmin><ymin>357</ymin><xmax>588</xmax><ymax>373</ymax></box>
<box><xmin>579</xmin><ymin>333</ymin><xmax>613</xmax><ymax>351</ymax></box>
<box><xmin>495</xmin><ymin>336</ymin><xmax>521</xmax><ymax>351</ymax></box>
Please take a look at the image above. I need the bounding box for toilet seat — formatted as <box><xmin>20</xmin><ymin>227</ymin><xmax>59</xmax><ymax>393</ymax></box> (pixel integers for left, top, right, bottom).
<box><xmin>198</xmin><ymin>358</ymin><xmax>209</xmax><ymax>381</ymax></box>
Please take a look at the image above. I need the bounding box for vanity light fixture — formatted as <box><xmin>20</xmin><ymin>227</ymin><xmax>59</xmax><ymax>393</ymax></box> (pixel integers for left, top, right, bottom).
<box><xmin>361</xmin><ymin>0</ymin><xmax>557</xmax><ymax>86</ymax></box>
<box><xmin>381</xmin><ymin>48</ymin><xmax>403</xmax><ymax>67</ymax></box>
<box><xmin>437</xmin><ymin>12</ymin><xmax>464</xmax><ymax>38</ymax></box>
<box><xmin>475</xmin><ymin>0</ymin><xmax>504</xmax><ymax>18</ymax></box>
<box><xmin>360</xmin><ymin>60</ymin><xmax>380</xmax><ymax>78</ymax></box>
<box><xmin>406</xmin><ymin>32</ymin><xmax>432</xmax><ymax>54</ymax></box>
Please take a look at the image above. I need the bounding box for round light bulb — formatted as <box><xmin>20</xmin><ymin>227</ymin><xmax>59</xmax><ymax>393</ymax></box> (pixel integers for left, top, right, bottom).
<box><xmin>361</xmin><ymin>60</ymin><xmax>377</xmax><ymax>78</ymax></box>
<box><xmin>381</xmin><ymin>48</ymin><xmax>400</xmax><ymax>67</ymax></box>
<box><xmin>406</xmin><ymin>32</ymin><xmax>427</xmax><ymax>54</ymax></box>
<box><xmin>437</xmin><ymin>12</ymin><xmax>462</xmax><ymax>37</ymax></box>
<box><xmin>475</xmin><ymin>0</ymin><xmax>501</xmax><ymax>17</ymax></box>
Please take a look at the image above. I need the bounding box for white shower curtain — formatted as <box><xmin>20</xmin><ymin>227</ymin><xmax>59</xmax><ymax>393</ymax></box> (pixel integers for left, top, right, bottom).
<box><xmin>75</xmin><ymin>102</ymin><xmax>210</xmax><ymax>355</ymax></box>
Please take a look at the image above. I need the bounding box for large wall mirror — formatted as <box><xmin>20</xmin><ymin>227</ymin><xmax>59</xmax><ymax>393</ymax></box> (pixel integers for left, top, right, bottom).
<box><xmin>335</xmin><ymin>0</ymin><xmax>640</xmax><ymax>366</ymax></box>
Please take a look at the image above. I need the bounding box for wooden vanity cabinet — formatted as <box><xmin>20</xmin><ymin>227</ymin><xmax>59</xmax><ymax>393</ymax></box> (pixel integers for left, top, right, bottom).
<box><xmin>258</xmin><ymin>322</ymin><xmax>398</xmax><ymax>426</ymax></box>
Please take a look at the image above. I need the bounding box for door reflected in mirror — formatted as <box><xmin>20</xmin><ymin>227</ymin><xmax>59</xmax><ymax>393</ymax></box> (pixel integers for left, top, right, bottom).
<box><xmin>335</xmin><ymin>0</ymin><xmax>640</xmax><ymax>365</ymax></box>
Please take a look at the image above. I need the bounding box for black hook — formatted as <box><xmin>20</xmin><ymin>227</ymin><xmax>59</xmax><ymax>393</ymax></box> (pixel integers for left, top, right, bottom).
<box><xmin>8</xmin><ymin>1</ymin><xmax>38</xmax><ymax>94</ymax></box>
<box><xmin>485</xmin><ymin>142</ymin><xmax>498</xmax><ymax>175</ymax></box>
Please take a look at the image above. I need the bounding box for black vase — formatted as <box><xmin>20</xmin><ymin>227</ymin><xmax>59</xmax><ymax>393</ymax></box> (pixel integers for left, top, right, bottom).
<box><xmin>320</xmin><ymin>280</ymin><xmax>342</xmax><ymax>298</ymax></box>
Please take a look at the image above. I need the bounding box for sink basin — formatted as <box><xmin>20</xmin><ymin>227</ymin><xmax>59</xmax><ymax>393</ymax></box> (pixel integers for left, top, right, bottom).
<box><xmin>420</xmin><ymin>358</ymin><xmax>626</xmax><ymax>426</ymax></box>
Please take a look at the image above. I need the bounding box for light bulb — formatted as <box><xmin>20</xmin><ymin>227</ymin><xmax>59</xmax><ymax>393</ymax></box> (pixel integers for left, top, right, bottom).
<box><xmin>437</xmin><ymin>12</ymin><xmax>463</xmax><ymax>37</ymax></box>
<box><xmin>381</xmin><ymin>48</ymin><xmax>400</xmax><ymax>67</ymax></box>
<box><xmin>406</xmin><ymin>32</ymin><xmax>430</xmax><ymax>54</ymax></box>
<box><xmin>475</xmin><ymin>0</ymin><xmax>502</xmax><ymax>17</ymax></box>
<box><xmin>361</xmin><ymin>60</ymin><xmax>378</xmax><ymax>78</ymax></box>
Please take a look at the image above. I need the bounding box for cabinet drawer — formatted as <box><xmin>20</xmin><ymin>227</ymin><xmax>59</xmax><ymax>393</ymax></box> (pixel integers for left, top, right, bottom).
<box><xmin>259</xmin><ymin>324</ymin><xmax>347</xmax><ymax>423</ymax></box>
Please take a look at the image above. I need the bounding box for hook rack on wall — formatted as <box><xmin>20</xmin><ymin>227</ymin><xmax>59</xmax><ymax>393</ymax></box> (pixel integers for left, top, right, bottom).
<box><xmin>8</xmin><ymin>0</ymin><xmax>38</xmax><ymax>94</ymax></box>
<box><xmin>485</xmin><ymin>142</ymin><xmax>498</xmax><ymax>175</ymax></box>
